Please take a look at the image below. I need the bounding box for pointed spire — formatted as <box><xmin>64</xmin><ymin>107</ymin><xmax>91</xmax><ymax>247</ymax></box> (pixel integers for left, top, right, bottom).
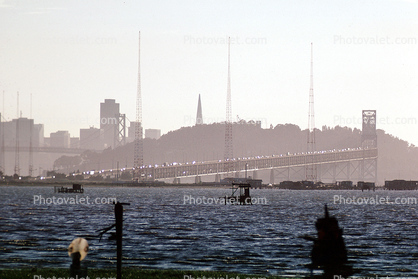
<box><xmin>196</xmin><ymin>94</ymin><xmax>203</xmax><ymax>125</ymax></box>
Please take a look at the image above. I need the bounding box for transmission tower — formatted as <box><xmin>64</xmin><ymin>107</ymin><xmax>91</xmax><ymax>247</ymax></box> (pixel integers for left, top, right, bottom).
<box><xmin>224</xmin><ymin>37</ymin><xmax>233</xmax><ymax>173</ymax></box>
<box><xmin>306</xmin><ymin>43</ymin><xmax>317</xmax><ymax>181</ymax></box>
<box><xmin>133</xmin><ymin>31</ymin><xmax>144</xmax><ymax>179</ymax></box>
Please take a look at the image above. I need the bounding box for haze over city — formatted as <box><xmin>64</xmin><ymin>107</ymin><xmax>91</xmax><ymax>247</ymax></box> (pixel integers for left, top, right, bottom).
<box><xmin>2</xmin><ymin>2</ymin><xmax>418</xmax><ymax>278</ymax></box>
<box><xmin>1</xmin><ymin>0</ymin><xmax>418</xmax><ymax>145</ymax></box>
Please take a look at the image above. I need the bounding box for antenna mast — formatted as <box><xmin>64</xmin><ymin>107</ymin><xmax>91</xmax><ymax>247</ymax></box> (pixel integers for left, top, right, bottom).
<box><xmin>224</xmin><ymin>37</ymin><xmax>233</xmax><ymax>173</ymax></box>
<box><xmin>133</xmin><ymin>31</ymin><xmax>143</xmax><ymax>179</ymax></box>
<box><xmin>29</xmin><ymin>93</ymin><xmax>33</xmax><ymax>177</ymax></box>
<box><xmin>14</xmin><ymin>92</ymin><xmax>20</xmax><ymax>176</ymax></box>
<box><xmin>306</xmin><ymin>43</ymin><xmax>317</xmax><ymax>181</ymax></box>
<box><xmin>0</xmin><ymin>91</ymin><xmax>4</xmax><ymax>174</ymax></box>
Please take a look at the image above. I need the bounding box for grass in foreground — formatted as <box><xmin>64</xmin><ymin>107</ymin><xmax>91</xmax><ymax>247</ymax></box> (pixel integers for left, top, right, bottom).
<box><xmin>0</xmin><ymin>268</ymin><xmax>292</xmax><ymax>279</ymax></box>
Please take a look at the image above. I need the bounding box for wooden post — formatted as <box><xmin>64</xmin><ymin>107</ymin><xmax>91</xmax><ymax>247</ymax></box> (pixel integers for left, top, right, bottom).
<box><xmin>69</xmin><ymin>252</ymin><xmax>81</xmax><ymax>277</ymax></box>
<box><xmin>68</xmin><ymin>238</ymin><xmax>88</xmax><ymax>278</ymax></box>
<box><xmin>115</xmin><ymin>202</ymin><xmax>130</xmax><ymax>279</ymax></box>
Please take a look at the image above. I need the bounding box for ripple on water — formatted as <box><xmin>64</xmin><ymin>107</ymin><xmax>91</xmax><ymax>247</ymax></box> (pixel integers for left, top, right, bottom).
<box><xmin>0</xmin><ymin>187</ymin><xmax>417</xmax><ymax>276</ymax></box>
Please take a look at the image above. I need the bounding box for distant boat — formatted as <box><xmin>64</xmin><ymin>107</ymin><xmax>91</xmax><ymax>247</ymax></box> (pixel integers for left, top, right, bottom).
<box><xmin>222</xmin><ymin>182</ymin><xmax>252</xmax><ymax>205</ymax></box>
<box><xmin>54</xmin><ymin>183</ymin><xmax>84</xmax><ymax>193</ymax></box>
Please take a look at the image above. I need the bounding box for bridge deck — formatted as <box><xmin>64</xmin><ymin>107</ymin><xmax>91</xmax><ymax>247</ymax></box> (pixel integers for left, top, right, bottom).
<box><xmin>141</xmin><ymin>148</ymin><xmax>378</xmax><ymax>179</ymax></box>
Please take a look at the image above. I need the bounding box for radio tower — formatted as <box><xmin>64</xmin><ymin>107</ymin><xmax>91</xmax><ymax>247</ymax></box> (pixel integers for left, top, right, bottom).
<box><xmin>224</xmin><ymin>37</ymin><xmax>233</xmax><ymax>173</ymax></box>
<box><xmin>0</xmin><ymin>91</ymin><xmax>4</xmax><ymax>174</ymax></box>
<box><xmin>0</xmin><ymin>111</ymin><xmax>2</xmax><ymax>174</ymax></box>
<box><xmin>306</xmin><ymin>43</ymin><xmax>317</xmax><ymax>181</ymax></box>
<box><xmin>29</xmin><ymin>93</ymin><xmax>33</xmax><ymax>177</ymax></box>
<box><xmin>133</xmin><ymin>31</ymin><xmax>143</xmax><ymax>179</ymax></box>
<box><xmin>14</xmin><ymin>92</ymin><xmax>20</xmax><ymax>176</ymax></box>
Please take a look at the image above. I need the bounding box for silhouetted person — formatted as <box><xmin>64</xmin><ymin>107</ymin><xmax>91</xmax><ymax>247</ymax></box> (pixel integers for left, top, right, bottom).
<box><xmin>311</xmin><ymin>204</ymin><xmax>347</xmax><ymax>266</ymax></box>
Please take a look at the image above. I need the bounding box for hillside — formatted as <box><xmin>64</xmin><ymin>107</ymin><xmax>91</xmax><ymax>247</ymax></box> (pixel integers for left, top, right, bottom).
<box><xmin>54</xmin><ymin>122</ymin><xmax>418</xmax><ymax>184</ymax></box>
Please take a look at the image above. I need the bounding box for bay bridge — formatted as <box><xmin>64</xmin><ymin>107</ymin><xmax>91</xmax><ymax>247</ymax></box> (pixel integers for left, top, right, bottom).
<box><xmin>136</xmin><ymin>147</ymin><xmax>377</xmax><ymax>184</ymax></box>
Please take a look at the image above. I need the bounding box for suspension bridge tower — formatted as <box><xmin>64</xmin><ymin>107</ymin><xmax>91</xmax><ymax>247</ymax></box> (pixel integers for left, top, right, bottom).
<box><xmin>361</xmin><ymin>110</ymin><xmax>377</xmax><ymax>182</ymax></box>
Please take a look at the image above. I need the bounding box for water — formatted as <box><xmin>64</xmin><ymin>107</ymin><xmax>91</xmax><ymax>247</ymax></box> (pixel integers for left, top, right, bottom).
<box><xmin>0</xmin><ymin>186</ymin><xmax>417</xmax><ymax>277</ymax></box>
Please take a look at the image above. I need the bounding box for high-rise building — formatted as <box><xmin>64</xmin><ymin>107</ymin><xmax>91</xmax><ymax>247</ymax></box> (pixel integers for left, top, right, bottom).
<box><xmin>100</xmin><ymin>99</ymin><xmax>120</xmax><ymax>149</ymax></box>
<box><xmin>127</xmin><ymin>121</ymin><xmax>142</xmax><ymax>143</ymax></box>
<box><xmin>50</xmin><ymin>131</ymin><xmax>70</xmax><ymax>148</ymax></box>
<box><xmin>70</xmin><ymin>137</ymin><xmax>80</xmax><ymax>149</ymax></box>
<box><xmin>0</xmin><ymin>117</ymin><xmax>44</xmax><ymax>176</ymax></box>
<box><xmin>1</xmin><ymin>118</ymin><xmax>44</xmax><ymax>147</ymax></box>
<box><xmin>80</xmin><ymin>127</ymin><xmax>104</xmax><ymax>150</ymax></box>
<box><xmin>33</xmin><ymin>124</ymin><xmax>44</xmax><ymax>147</ymax></box>
<box><xmin>145</xmin><ymin>129</ymin><xmax>161</xmax><ymax>140</ymax></box>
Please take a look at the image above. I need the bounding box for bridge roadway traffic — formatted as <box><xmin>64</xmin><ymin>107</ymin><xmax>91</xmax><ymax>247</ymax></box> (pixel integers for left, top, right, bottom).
<box><xmin>138</xmin><ymin>148</ymin><xmax>378</xmax><ymax>180</ymax></box>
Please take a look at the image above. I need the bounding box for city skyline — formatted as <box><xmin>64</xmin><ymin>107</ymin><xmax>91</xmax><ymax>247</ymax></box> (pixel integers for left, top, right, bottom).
<box><xmin>1</xmin><ymin>1</ymin><xmax>418</xmax><ymax>145</ymax></box>
<box><xmin>0</xmin><ymin>98</ymin><xmax>161</xmax><ymax>149</ymax></box>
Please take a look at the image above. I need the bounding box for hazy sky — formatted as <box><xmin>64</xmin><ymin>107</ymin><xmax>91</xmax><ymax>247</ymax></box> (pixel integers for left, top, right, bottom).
<box><xmin>1</xmin><ymin>0</ymin><xmax>418</xmax><ymax>145</ymax></box>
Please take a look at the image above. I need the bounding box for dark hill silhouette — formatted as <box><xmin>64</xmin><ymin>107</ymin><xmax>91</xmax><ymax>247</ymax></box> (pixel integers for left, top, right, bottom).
<box><xmin>54</xmin><ymin>122</ymin><xmax>418</xmax><ymax>184</ymax></box>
